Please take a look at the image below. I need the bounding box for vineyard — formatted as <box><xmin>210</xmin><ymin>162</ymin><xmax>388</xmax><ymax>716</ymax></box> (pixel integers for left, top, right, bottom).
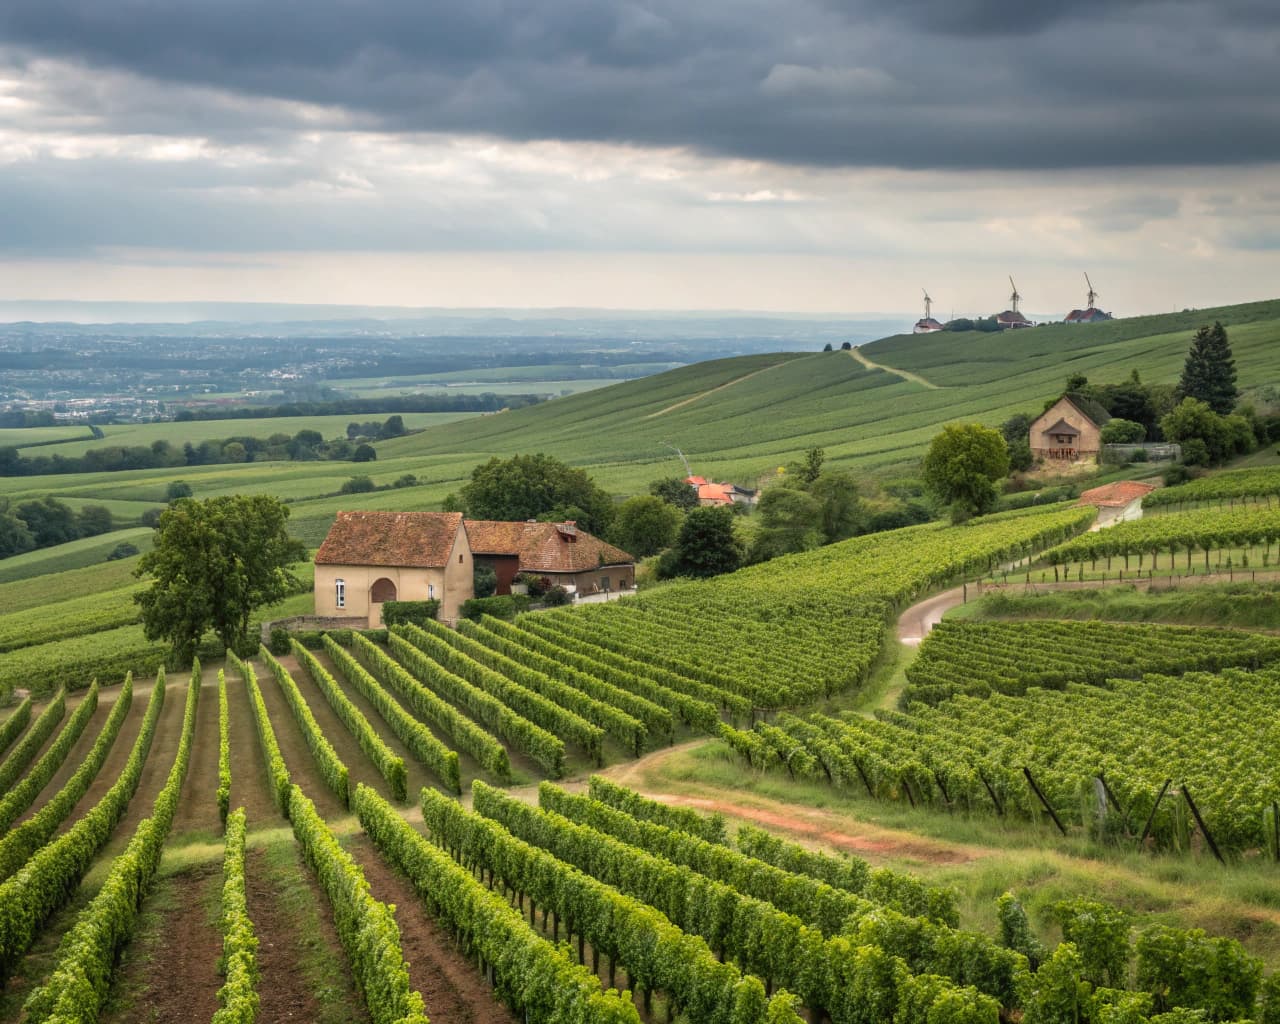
<box><xmin>2</xmin><ymin>499</ymin><xmax>1280</xmax><ymax>1021</ymax></box>
<box><xmin>1143</xmin><ymin>466</ymin><xmax>1280</xmax><ymax>511</ymax></box>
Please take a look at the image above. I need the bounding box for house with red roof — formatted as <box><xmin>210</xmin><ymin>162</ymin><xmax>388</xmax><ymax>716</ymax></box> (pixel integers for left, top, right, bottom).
<box><xmin>466</xmin><ymin>519</ymin><xmax>635</xmax><ymax>596</ymax></box>
<box><xmin>684</xmin><ymin>475</ymin><xmax>758</xmax><ymax>507</ymax></box>
<box><xmin>315</xmin><ymin>511</ymin><xmax>474</xmax><ymax>626</ymax></box>
<box><xmin>1078</xmin><ymin>480</ymin><xmax>1158</xmax><ymax>527</ymax></box>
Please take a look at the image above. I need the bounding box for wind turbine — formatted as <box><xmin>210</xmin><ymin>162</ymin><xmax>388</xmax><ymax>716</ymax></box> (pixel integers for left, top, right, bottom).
<box><xmin>1008</xmin><ymin>276</ymin><xmax>1021</xmax><ymax>315</ymax></box>
<box><xmin>922</xmin><ymin>288</ymin><xmax>933</xmax><ymax>321</ymax></box>
<box><xmin>1084</xmin><ymin>272</ymin><xmax>1098</xmax><ymax>309</ymax></box>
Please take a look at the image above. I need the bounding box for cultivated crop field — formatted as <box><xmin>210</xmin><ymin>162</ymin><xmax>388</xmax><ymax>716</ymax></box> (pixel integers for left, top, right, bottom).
<box><xmin>4</xmin><ymin>502</ymin><xmax>1280</xmax><ymax>1023</ymax></box>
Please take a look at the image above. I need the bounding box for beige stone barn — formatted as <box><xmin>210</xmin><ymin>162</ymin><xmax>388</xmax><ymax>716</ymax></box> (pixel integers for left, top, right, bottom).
<box><xmin>313</xmin><ymin>510</ymin><xmax>474</xmax><ymax>626</ymax></box>
<box><xmin>1029</xmin><ymin>395</ymin><xmax>1109</xmax><ymax>463</ymax></box>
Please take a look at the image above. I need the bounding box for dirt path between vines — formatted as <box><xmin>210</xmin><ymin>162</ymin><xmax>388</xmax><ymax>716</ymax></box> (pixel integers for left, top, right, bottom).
<box><xmin>849</xmin><ymin>346</ymin><xmax>942</xmax><ymax>389</ymax></box>
<box><xmin>346</xmin><ymin>834</ymin><xmax>519</xmax><ymax>1024</ymax></box>
<box><xmin>643</xmin><ymin>360</ymin><xmax>787</xmax><ymax>419</ymax></box>
<box><xmin>597</xmin><ymin>742</ymin><xmax>984</xmax><ymax>867</ymax></box>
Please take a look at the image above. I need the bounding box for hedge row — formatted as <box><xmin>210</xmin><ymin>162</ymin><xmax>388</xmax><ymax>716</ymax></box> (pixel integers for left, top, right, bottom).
<box><xmin>292</xmin><ymin>640</ymin><xmax>407</xmax><ymax>801</ymax></box>
<box><xmin>217</xmin><ymin>670</ymin><xmax>231</xmax><ymax>829</ymax></box>
<box><xmin>460</xmin><ymin>617</ymin><xmax>674</xmax><ymax>740</ymax></box>
<box><xmin>0</xmin><ymin>688</ymin><xmax>67</xmax><ymax>795</ymax></box>
<box><xmin>0</xmin><ymin>681</ymin><xmax>118</xmax><ymax>883</ymax></box>
<box><xmin>397</xmin><ymin>623</ymin><xmax>603</xmax><ymax>764</ymax></box>
<box><xmin>0</xmin><ymin>624</ymin><xmax>168</xmax><ymax>700</ymax></box>
<box><xmin>0</xmin><ymin>669</ymin><xmax>165</xmax><ymax>986</ymax></box>
<box><xmin>418</xmin><ymin>785</ymin><xmax>794</xmax><ymax>1024</ymax></box>
<box><xmin>0</xmin><ymin>682</ymin><xmax>101</xmax><ymax>836</ymax></box>
<box><xmin>259</xmin><ymin>646</ymin><xmax>349</xmax><ymax>808</ymax></box>
<box><xmin>388</xmin><ymin>631</ymin><xmax>564</xmax><ymax>777</ymax></box>
<box><xmin>212</xmin><ymin>807</ymin><xmax>259</xmax><ymax>1024</ymax></box>
<box><xmin>357</xmin><ymin>783</ymin><xmax>642</xmax><ymax>1024</ymax></box>
<box><xmin>0</xmin><ymin>696</ymin><xmax>32</xmax><ymax>757</ymax></box>
<box><xmin>228</xmin><ymin>651</ymin><xmax>290</xmax><ymax>815</ymax></box>
<box><xmin>326</xmin><ymin>634</ymin><xmax>463</xmax><ymax>793</ymax></box>
<box><xmin>23</xmin><ymin>663</ymin><xmax>200</xmax><ymax>1023</ymax></box>
<box><xmin>430</xmin><ymin>618</ymin><xmax>646</xmax><ymax>755</ymax></box>
<box><xmin>287</xmin><ymin>784</ymin><xmax>428</xmax><ymax>1024</ymax></box>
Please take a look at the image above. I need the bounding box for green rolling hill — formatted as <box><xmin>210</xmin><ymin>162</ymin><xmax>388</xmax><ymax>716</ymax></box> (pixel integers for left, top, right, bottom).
<box><xmin>2</xmin><ymin>298</ymin><xmax>1278</xmax><ymax>551</ymax></box>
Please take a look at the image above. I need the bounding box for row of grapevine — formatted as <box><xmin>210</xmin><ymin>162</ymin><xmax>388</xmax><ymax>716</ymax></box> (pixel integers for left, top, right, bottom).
<box><xmin>1144</xmin><ymin>466</ymin><xmax>1280</xmax><ymax>509</ymax></box>
<box><xmin>0</xmin><ymin>680</ymin><xmax>122</xmax><ymax>883</ymax></box>
<box><xmin>291</xmin><ymin>640</ymin><xmax>408</xmax><ymax>801</ymax></box>
<box><xmin>0</xmin><ymin>670</ymin><xmax>164</xmax><ymax>985</ymax></box>
<box><xmin>386</xmin><ymin>630</ymin><xmax>564</xmax><ymax>776</ymax></box>
<box><xmin>538</xmin><ymin>780</ymin><xmax>1027</xmax><ymax>1004</ymax></box>
<box><xmin>422</xmin><ymin>617</ymin><xmax>648</xmax><ymax>754</ymax></box>
<box><xmin>357</xmin><ymin>784</ymin><xmax>646</xmax><ymax>1024</ymax></box>
<box><xmin>228</xmin><ymin>652</ymin><xmax>290</xmax><ymax>814</ymax></box>
<box><xmin>585</xmin><ymin>775</ymin><xmax>727</xmax><ymax>843</ymax></box>
<box><xmin>584</xmin><ymin>777</ymin><xmax>956</xmax><ymax>925</ymax></box>
<box><xmin>412</xmin><ymin>785</ymin><xmax>791</xmax><ymax>1024</ymax></box>
<box><xmin>0</xmin><ymin>695</ymin><xmax>32</xmax><ymax>757</ymax></box>
<box><xmin>1044</xmin><ymin>505</ymin><xmax>1280</xmax><ymax>568</ymax></box>
<box><xmin>504</xmin><ymin>614</ymin><xmax>727</xmax><ymax>728</ymax></box>
<box><xmin>326</xmin><ymin>634</ymin><xmax>465</xmax><ymax>792</ymax></box>
<box><xmin>0</xmin><ymin>681</ymin><xmax>101</xmax><ymax>834</ymax></box>
<box><xmin>217</xmin><ymin>669</ymin><xmax>231</xmax><ymax>828</ymax></box>
<box><xmin>459</xmin><ymin>616</ymin><xmax>675</xmax><ymax>738</ymax></box>
<box><xmin>767</xmin><ymin>660</ymin><xmax>1280</xmax><ymax>853</ymax></box>
<box><xmin>22</xmin><ymin>662</ymin><xmax>200</xmax><ymax>1023</ymax></box>
<box><xmin>0</xmin><ymin>688</ymin><xmax>67</xmax><ymax>794</ymax></box>
<box><xmin>212</xmin><ymin>807</ymin><xmax>259</xmax><ymax>1024</ymax></box>
<box><xmin>396</xmin><ymin>622</ymin><xmax>605</xmax><ymax>763</ymax></box>
<box><xmin>734</xmin><ymin>823</ymin><xmax>955</xmax><ymax>927</ymax></box>
<box><xmin>286</xmin><ymin>784</ymin><xmax>429</xmax><ymax>1024</ymax></box>
<box><xmin>534</xmin><ymin>505</ymin><xmax>1095</xmax><ymax>708</ymax></box>
<box><xmin>258</xmin><ymin>645</ymin><xmax>350</xmax><ymax>807</ymax></box>
<box><xmin>472</xmin><ymin>780</ymin><xmax>1009</xmax><ymax>1021</ymax></box>
<box><xmin>903</xmin><ymin>619</ymin><xmax>1280</xmax><ymax>705</ymax></box>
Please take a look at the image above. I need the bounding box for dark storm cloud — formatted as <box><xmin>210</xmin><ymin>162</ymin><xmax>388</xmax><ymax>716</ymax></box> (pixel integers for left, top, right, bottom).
<box><xmin>2</xmin><ymin>0</ymin><xmax>1279</xmax><ymax>169</ymax></box>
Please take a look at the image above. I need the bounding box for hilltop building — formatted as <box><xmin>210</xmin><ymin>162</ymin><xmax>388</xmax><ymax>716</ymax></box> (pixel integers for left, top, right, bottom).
<box><xmin>1028</xmin><ymin>394</ymin><xmax>1111</xmax><ymax>462</ymax></box>
<box><xmin>1078</xmin><ymin>480</ymin><xmax>1157</xmax><ymax>527</ymax></box>
<box><xmin>913</xmin><ymin>290</ymin><xmax>944</xmax><ymax>333</ymax></box>
<box><xmin>996</xmin><ymin>310</ymin><xmax>1033</xmax><ymax>329</ymax></box>
<box><xmin>1065</xmin><ymin>273</ymin><xmax>1112</xmax><ymax>323</ymax></box>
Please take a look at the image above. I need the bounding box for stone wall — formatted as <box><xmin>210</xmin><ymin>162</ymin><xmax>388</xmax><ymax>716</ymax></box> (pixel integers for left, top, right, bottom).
<box><xmin>260</xmin><ymin>614</ymin><xmax>367</xmax><ymax>643</ymax></box>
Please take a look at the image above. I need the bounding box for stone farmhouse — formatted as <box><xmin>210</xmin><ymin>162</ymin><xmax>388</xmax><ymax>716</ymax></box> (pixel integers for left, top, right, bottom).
<box><xmin>1028</xmin><ymin>395</ymin><xmax>1111</xmax><ymax>463</ymax></box>
<box><xmin>314</xmin><ymin>511</ymin><xmax>635</xmax><ymax>627</ymax></box>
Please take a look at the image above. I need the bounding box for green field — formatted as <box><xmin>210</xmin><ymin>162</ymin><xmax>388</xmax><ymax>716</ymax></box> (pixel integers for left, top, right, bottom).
<box><xmin>12</xmin><ymin>410</ymin><xmax>481</xmax><ymax>458</ymax></box>
<box><xmin>0</xmin><ymin>426</ymin><xmax>97</xmax><ymax>448</ymax></box>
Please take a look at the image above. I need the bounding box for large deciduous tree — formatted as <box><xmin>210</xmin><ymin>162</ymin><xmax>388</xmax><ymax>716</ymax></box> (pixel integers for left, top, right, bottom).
<box><xmin>460</xmin><ymin>453</ymin><xmax>616</xmax><ymax>535</ymax></box>
<box><xmin>922</xmin><ymin>423</ymin><xmax>1010</xmax><ymax>523</ymax></box>
<box><xmin>648</xmin><ymin>476</ymin><xmax>699</xmax><ymax>511</ymax></box>
<box><xmin>749</xmin><ymin>487</ymin><xmax>823</xmax><ymax>563</ymax></box>
<box><xmin>1179</xmin><ymin>321</ymin><xmax>1238</xmax><ymax>415</ymax></box>
<box><xmin>134</xmin><ymin>495</ymin><xmax>307</xmax><ymax>661</ymax></box>
<box><xmin>657</xmin><ymin>506</ymin><xmax>743</xmax><ymax>579</ymax></box>
<box><xmin>611</xmin><ymin>495</ymin><xmax>682</xmax><ymax>557</ymax></box>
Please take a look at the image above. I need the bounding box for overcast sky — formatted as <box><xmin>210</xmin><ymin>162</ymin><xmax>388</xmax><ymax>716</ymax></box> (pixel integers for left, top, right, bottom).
<box><xmin>1</xmin><ymin>0</ymin><xmax>1278</xmax><ymax>317</ymax></box>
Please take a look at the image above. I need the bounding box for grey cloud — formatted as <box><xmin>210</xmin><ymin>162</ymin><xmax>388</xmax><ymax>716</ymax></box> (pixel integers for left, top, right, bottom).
<box><xmin>2</xmin><ymin>0</ymin><xmax>1279</xmax><ymax>171</ymax></box>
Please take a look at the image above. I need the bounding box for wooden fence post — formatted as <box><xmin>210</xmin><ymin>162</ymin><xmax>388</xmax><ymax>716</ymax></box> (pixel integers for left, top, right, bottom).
<box><xmin>1181</xmin><ymin>786</ymin><xmax>1226</xmax><ymax>865</ymax></box>
<box><xmin>1023</xmin><ymin>767</ymin><xmax>1067</xmax><ymax>835</ymax></box>
<box><xmin>1139</xmin><ymin>779</ymin><xmax>1172</xmax><ymax>848</ymax></box>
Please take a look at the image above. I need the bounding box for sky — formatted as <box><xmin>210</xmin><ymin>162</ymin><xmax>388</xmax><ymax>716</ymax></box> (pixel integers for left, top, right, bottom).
<box><xmin>1</xmin><ymin>0</ymin><xmax>1279</xmax><ymax>318</ymax></box>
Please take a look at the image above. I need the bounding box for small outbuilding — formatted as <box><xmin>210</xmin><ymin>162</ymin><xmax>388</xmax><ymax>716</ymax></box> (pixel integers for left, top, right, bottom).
<box><xmin>1029</xmin><ymin>395</ymin><xmax>1110</xmax><ymax>463</ymax></box>
<box><xmin>1078</xmin><ymin>479</ymin><xmax>1158</xmax><ymax>527</ymax></box>
<box><xmin>466</xmin><ymin>519</ymin><xmax>635</xmax><ymax>597</ymax></box>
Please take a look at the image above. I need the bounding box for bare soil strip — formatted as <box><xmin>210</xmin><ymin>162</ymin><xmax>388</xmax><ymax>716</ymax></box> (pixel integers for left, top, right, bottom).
<box><xmin>225</xmin><ymin>665</ymin><xmax>280</xmax><ymax>828</ymax></box>
<box><xmin>346</xmin><ymin>833</ymin><xmax>520</xmax><ymax>1024</ymax></box>
<box><xmin>170</xmin><ymin>667</ymin><xmax>224</xmax><ymax>836</ymax></box>
<box><xmin>643</xmin><ymin>361</ymin><xmax>788</xmax><ymax>419</ymax></box>
<box><xmin>50</xmin><ymin>689</ymin><xmax>146</xmax><ymax>843</ymax></box>
<box><xmin>12</xmin><ymin>699</ymin><xmax>106</xmax><ymax>828</ymax></box>
<box><xmin>100</xmin><ymin>863</ymin><xmax>223</xmax><ymax>1024</ymax></box>
<box><xmin>848</xmin><ymin>346</ymin><xmax>942</xmax><ymax>389</ymax></box>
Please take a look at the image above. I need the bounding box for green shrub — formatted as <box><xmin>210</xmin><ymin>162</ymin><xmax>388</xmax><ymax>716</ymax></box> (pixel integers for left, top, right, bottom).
<box><xmin>268</xmin><ymin>627</ymin><xmax>291</xmax><ymax>655</ymax></box>
<box><xmin>541</xmin><ymin>585</ymin><xmax>571</xmax><ymax>607</ymax></box>
<box><xmin>461</xmin><ymin>594</ymin><xmax>531</xmax><ymax>621</ymax></box>
<box><xmin>381</xmin><ymin>600</ymin><xmax>440</xmax><ymax>629</ymax></box>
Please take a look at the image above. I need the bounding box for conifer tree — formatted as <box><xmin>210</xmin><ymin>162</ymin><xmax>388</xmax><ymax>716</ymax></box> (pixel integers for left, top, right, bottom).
<box><xmin>1178</xmin><ymin>321</ymin><xmax>1238</xmax><ymax>414</ymax></box>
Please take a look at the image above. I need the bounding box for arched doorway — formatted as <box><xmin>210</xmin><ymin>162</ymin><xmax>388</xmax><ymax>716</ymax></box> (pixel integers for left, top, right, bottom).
<box><xmin>369</xmin><ymin>577</ymin><xmax>397</xmax><ymax>626</ymax></box>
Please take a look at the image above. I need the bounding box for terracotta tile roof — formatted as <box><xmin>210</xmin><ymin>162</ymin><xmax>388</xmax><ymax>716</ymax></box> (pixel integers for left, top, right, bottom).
<box><xmin>466</xmin><ymin>520</ymin><xmax>634</xmax><ymax>573</ymax></box>
<box><xmin>1078</xmin><ymin>480</ymin><xmax>1158</xmax><ymax>508</ymax></box>
<box><xmin>684</xmin><ymin>475</ymin><xmax>708</xmax><ymax>486</ymax></box>
<box><xmin>697</xmin><ymin>483</ymin><xmax>734</xmax><ymax>504</ymax></box>
<box><xmin>315</xmin><ymin>510</ymin><xmax>463</xmax><ymax>567</ymax></box>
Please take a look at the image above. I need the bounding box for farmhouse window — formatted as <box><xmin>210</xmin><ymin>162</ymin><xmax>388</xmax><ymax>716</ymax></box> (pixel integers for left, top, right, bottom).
<box><xmin>335</xmin><ymin>578</ymin><xmax>346</xmax><ymax>609</ymax></box>
<box><xmin>428</xmin><ymin>584</ymin><xmax>435</xmax><ymax>599</ymax></box>
<box><xmin>459</xmin><ymin>553</ymin><xmax>464</xmax><ymax>563</ymax></box>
